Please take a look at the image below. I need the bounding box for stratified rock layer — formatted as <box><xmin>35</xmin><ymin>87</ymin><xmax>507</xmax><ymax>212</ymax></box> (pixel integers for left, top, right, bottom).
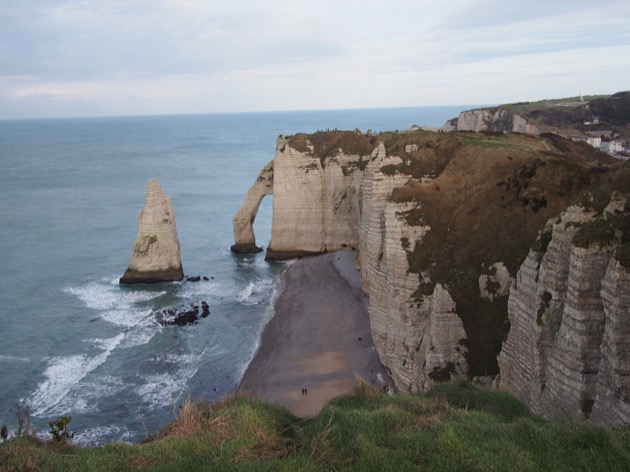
<box><xmin>497</xmin><ymin>193</ymin><xmax>630</xmax><ymax>425</ymax></box>
<box><xmin>120</xmin><ymin>179</ymin><xmax>183</xmax><ymax>284</ymax></box>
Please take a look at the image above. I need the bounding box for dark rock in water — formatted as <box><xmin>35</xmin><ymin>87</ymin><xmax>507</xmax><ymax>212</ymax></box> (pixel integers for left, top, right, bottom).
<box><xmin>155</xmin><ymin>301</ymin><xmax>210</xmax><ymax>326</ymax></box>
<box><xmin>186</xmin><ymin>276</ymin><xmax>201</xmax><ymax>282</ymax></box>
<box><xmin>230</xmin><ymin>243</ymin><xmax>263</xmax><ymax>254</ymax></box>
<box><xmin>201</xmin><ymin>301</ymin><xmax>210</xmax><ymax>317</ymax></box>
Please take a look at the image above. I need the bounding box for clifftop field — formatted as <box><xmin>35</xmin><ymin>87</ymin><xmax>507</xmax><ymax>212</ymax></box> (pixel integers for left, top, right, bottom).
<box><xmin>2</xmin><ymin>382</ymin><xmax>630</xmax><ymax>471</ymax></box>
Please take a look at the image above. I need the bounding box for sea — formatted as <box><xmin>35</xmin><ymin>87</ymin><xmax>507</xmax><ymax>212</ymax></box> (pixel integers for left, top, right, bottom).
<box><xmin>0</xmin><ymin>106</ymin><xmax>468</xmax><ymax>446</ymax></box>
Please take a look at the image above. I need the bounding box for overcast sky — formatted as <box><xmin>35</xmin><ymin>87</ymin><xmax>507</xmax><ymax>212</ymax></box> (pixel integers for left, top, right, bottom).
<box><xmin>1</xmin><ymin>0</ymin><xmax>629</xmax><ymax>119</ymax></box>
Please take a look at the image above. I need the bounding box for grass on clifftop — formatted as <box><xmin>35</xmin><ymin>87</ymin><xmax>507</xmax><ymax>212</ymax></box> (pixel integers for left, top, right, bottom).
<box><xmin>2</xmin><ymin>381</ymin><xmax>630</xmax><ymax>471</ymax></box>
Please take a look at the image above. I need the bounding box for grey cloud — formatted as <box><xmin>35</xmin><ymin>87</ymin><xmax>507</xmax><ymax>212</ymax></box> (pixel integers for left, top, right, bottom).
<box><xmin>430</xmin><ymin>0</ymin><xmax>630</xmax><ymax>66</ymax></box>
<box><xmin>441</xmin><ymin>0</ymin><xmax>626</xmax><ymax>30</ymax></box>
<box><xmin>0</xmin><ymin>1</ymin><xmax>341</xmax><ymax>81</ymax></box>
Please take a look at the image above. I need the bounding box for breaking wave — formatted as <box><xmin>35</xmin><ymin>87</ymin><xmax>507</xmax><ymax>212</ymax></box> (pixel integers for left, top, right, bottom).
<box><xmin>28</xmin><ymin>333</ymin><xmax>125</xmax><ymax>416</ymax></box>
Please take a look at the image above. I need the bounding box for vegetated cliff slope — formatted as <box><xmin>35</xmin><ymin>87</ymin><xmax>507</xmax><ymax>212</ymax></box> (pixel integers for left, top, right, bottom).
<box><xmin>234</xmin><ymin>129</ymin><xmax>624</xmax><ymax>403</ymax></box>
<box><xmin>442</xmin><ymin>91</ymin><xmax>630</xmax><ymax>141</ymax></box>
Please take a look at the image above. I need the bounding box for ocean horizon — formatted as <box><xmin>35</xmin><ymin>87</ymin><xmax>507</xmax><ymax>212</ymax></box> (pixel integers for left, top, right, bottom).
<box><xmin>0</xmin><ymin>105</ymin><xmax>471</xmax><ymax>445</ymax></box>
<box><xmin>0</xmin><ymin>104</ymin><xmax>487</xmax><ymax>123</ymax></box>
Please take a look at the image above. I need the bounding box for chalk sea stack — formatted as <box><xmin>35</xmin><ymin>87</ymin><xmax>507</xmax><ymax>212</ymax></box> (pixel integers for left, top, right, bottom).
<box><xmin>120</xmin><ymin>179</ymin><xmax>184</xmax><ymax>284</ymax></box>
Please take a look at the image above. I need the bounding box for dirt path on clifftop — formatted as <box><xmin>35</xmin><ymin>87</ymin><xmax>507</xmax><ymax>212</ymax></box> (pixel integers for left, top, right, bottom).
<box><xmin>238</xmin><ymin>251</ymin><xmax>393</xmax><ymax>417</ymax></box>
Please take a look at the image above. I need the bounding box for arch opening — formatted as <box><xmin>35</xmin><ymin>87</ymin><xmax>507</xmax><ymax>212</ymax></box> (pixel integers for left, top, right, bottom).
<box><xmin>230</xmin><ymin>160</ymin><xmax>274</xmax><ymax>254</ymax></box>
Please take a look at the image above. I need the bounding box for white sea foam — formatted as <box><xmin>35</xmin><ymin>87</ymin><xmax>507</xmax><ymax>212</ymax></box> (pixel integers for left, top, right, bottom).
<box><xmin>100</xmin><ymin>308</ymin><xmax>155</xmax><ymax>328</ymax></box>
<box><xmin>0</xmin><ymin>355</ymin><xmax>30</xmax><ymax>362</ymax></box>
<box><xmin>29</xmin><ymin>333</ymin><xmax>125</xmax><ymax>416</ymax></box>
<box><xmin>237</xmin><ymin>278</ymin><xmax>273</xmax><ymax>306</ymax></box>
<box><xmin>65</xmin><ymin>281</ymin><xmax>172</xmax><ymax>329</ymax></box>
<box><xmin>76</xmin><ymin>375</ymin><xmax>126</xmax><ymax>407</ymax></box>
<box><xmin>179</xmin><ymin>279</ymin><xmax>224</xmax><ymax>299</ymax></box>
<box><xmin>236</xmin><ymin>258</ymin><xmax>255</xmax><ymax>269</ymax></box>
<box><xmin>49</xmin><ymin>374</ymin><xmax>128</xmax><ymax>416</ymax></box>
<box><xmin>65</xmin><ymin>281</ymin><xmax>165</xmax><ymax>311</ymax></box>
<box><xmin>120</xmin><ymin>327</ymin><xmax>157</xmax><ymax>348</ymax></box>
<box><xmin>135</xmin><ymin>358</ymin><xmax>199</xmax><ymax>409</ymax></box>
<box><xmin>74</xmin><ymin>425</ymin><xmax>127</xmax><ymax>447</ymax></box>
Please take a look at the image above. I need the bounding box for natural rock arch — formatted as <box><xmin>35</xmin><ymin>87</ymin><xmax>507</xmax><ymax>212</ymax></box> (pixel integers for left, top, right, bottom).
<box><xmin>230</xmin><ymin>160</ymin><xmax>274</xmax><ymax>253</ymax></box>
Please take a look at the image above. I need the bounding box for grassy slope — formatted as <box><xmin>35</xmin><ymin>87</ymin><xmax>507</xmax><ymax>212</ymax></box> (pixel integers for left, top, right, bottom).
<box><xmin>2</xmin><ymin>382</ymin><xmax>630</xmax><ymax>471</ymax></box>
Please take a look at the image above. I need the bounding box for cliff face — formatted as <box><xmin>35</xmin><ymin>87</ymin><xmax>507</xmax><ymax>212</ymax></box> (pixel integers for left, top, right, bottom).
<box><xmin>356</xmin><ymin>150</ymin><xmax>467</xmax><ymax>391</ymax></box>
<box><xmin>265</xmin><ymin>135</ymin><xmax>369</xmax><ymax>259</ymax></box>
<box><xmin>497</xmin><ymin>192</ymin><xmax>630</xmax><ymax>425</ymax></box>
<box><xmin>441</xmin><ymin>108</ymin><xmax>540</xmax><ymax>134</ymax></box>
<box><xmin>233</xmin><ymin>130</ymin><xmax>627</xmax><ymax>419</ymax></box>
<box><xmin>120</xmin><ymin>179</ymin><xmax>183</xmax><ymax>284</ymax></box>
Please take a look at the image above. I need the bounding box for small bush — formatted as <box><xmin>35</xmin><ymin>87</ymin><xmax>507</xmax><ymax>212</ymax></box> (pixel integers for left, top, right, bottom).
<box><xmin>48</xmin><ymin>416</ymin><xmax>74</xmax><ymax>443</ymax></box>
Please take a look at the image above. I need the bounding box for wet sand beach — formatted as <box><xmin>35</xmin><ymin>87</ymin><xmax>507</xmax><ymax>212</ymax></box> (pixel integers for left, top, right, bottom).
<box><xmin>239</xmin><ymin>250</ymin><xmax>393</xmax><ymax>417</ymax></box>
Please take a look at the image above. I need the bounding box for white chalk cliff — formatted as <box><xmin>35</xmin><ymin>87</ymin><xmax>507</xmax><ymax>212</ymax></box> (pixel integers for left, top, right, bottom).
<box><xmin>441</xmin><ymin>108</ymin><xmax>540</xmax><ymax>134</ymax></box>
<box><xmin>265</xmin><ymin>135</ymin><xmax>368</xmax><ymax>258</ymax></box>
<box><xmin>120</xmin><ymin>179</ymin><xmax>183</xmax><ymax>284</ymax></box>
<box><xmin>357</xmin><ymin>152</ymin><xmax>467</xmax><ymax>392</ymax></box>
<box><xmin>497</xmin><ymin>193</ymin><xmax>630</xmax><ymax>425</ymax></box>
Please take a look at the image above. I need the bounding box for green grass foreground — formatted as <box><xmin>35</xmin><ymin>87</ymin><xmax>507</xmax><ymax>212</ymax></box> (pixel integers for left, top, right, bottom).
<box><xmin>2</xmin><ymin>381</ymin><xmax>630</xmax><ymax>471</ymax></box>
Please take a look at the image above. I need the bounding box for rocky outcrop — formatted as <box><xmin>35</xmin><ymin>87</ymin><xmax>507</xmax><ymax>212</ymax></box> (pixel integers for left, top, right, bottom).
<box><xmin>231</xmin><ymin>160</ymin><xmax>274</xmax><ymax>253</ymax></box>
<box><xmin>120</xmin><ymin>179</ymin><xmax>183</xmax><ymax>284</ymax></box>
<box><xmin>155</xmin><ymin>301</ymin><xmax>210</xmax><ymax>326</ymax></box>
<box><xmin>497</xmin><ymin>193</ymin><xmax>630</xmax><ymax>424</ymax></box>
<box><xmin>441</xmin><ymin>108</ymin><xmax>540</xmax><ymax>134</ymax></box>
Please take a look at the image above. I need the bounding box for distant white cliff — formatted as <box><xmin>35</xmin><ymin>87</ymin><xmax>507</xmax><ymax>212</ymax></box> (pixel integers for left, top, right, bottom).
<box><xmin>441</xmin><ymin>108</ymin><xmax>540</xmax><ymax>134</ymax></box>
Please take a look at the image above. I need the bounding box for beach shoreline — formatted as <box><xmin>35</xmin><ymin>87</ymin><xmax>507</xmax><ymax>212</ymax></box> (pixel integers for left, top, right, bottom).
<box><xmin>239</xmin><ymin>250</ymin><xmax>393</xmax><ymax>417</ymax></box>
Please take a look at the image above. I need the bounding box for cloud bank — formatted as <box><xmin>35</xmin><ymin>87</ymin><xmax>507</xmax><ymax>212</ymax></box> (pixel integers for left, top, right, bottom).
<box><xmin>1</xmin><ymin>0</ymin><xmax>629</xmax><ymax>118</ymax></box>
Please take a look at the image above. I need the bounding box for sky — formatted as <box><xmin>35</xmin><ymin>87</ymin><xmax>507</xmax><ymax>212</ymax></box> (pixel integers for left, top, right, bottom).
<box><xmin>1</xmin><ymin>0</ymin><xmax>629</xmax><ymax>119</ymax></box>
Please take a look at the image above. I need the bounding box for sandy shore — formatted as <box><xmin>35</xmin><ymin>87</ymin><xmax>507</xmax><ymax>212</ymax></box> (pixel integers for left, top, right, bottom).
<box><xmin>239</xmin><ymin>250</ymin><xmax>393</xmax><ymax>417</ymax></box>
